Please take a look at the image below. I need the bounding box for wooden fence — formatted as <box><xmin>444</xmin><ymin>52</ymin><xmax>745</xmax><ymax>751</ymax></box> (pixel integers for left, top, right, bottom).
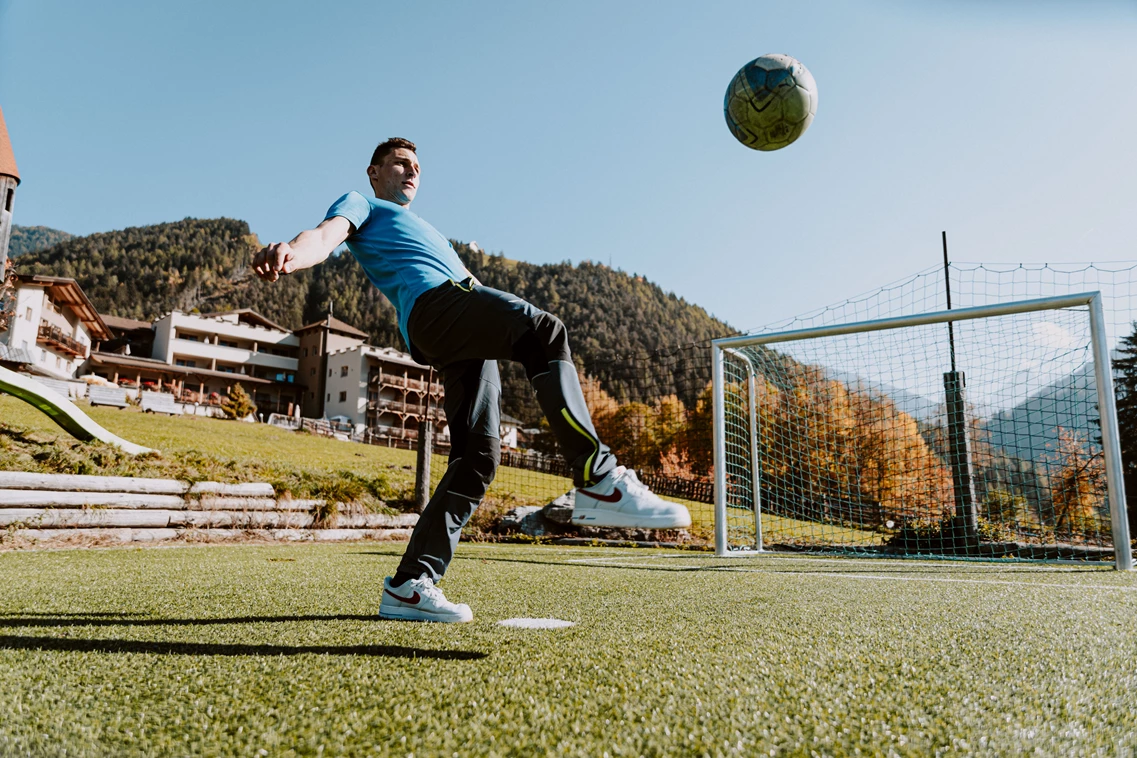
<box><xmin>497</xmin><ymin>451</ymin><xmax>715</xmax><ymax>504</ymax></box>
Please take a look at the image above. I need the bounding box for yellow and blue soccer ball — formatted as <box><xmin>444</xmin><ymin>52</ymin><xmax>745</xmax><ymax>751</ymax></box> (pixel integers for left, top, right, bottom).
<box><xmin>724</xmin><ymin>54</ymin><xmax>818</xmax><ymax>151</ymax></box>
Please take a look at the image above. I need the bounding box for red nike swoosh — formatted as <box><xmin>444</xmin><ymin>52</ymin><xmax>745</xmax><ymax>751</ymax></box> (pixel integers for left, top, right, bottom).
<box><xmin>579</xmin><ymin>488</ymin><xmax>621</xmax><ymax>503</ymax></box>
<box><xmin>385</xmin><ymin>588</ymin><xmax>421</xmax><ymax>604</ymax></box>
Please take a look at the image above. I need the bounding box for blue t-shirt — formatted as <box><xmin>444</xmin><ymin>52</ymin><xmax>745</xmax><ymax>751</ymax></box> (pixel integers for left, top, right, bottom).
<box><xmin>325</xmin><ymin>191</ymin><xmax>470</xmax><ymax>347</ymax></box>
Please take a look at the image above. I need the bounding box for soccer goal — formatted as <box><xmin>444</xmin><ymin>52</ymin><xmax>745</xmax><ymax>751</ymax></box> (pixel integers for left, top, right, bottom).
<box><xmin>712</xmin><ymin>292</ymin><xmax>1134</xmax><ymax>570</ymax></box>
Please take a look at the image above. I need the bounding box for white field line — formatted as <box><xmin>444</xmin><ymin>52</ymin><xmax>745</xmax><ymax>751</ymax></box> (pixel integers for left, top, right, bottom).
<box><xmin>565</xmin><ymin>554</ymin><xmax>1137</xmax><ymax>592</ymax></box>
<box><xmin>709</xmin><ymin>567</ymin><xmax>1137</xmax><ymax>593</ymax></box>
<box><xmin>566</xmin><ymin>553</ymin><xmax>1113</xmax><ymax>573</ymax></box>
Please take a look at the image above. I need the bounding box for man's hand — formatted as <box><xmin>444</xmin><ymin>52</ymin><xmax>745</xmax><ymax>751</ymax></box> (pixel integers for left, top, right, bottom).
<box><xmin>253</xmin><ymin>242</ymin><xmax>297</xmax><ymax>282</ymax></box>
<box><xmin>251</xmin><ymin>217</ymin><xmax>353</xmax><ymax>283</ymax></box>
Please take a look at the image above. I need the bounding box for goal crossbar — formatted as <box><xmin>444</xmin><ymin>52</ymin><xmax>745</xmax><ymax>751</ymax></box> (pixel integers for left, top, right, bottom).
<box><xmin>711</xmin><ymin>292</ymin><xmax>1134</xmax><ymax>570</ymax></box>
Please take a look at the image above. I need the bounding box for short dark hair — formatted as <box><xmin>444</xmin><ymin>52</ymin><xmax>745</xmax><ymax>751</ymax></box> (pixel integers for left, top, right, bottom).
<box><xmin>370</xmin><ymin>137</ymin><xmax>417</xmax><ymax>167</ymax></box>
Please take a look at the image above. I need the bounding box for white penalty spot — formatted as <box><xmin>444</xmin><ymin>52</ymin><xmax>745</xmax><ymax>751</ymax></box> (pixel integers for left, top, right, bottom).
<box><xmin>497</xmin><ymin>617</ymin><xmax>576</xmax><ymax>629</ymax></box>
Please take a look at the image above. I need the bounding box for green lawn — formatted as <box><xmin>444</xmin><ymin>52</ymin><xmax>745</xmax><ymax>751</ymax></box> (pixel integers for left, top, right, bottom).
<box><xmin>0</xmin><ymin>542</ymin><xmax>1134</xmax><ymax>756</ymax></box>
<box><xmin>2</xmin><ymin>395</ymin><xmax>898</xmax><ymax>545</ymax></box>
<box><xmin>0</xmin><ymin>394</ymin><xmax>576</xmax><ymax>515</ymax></box>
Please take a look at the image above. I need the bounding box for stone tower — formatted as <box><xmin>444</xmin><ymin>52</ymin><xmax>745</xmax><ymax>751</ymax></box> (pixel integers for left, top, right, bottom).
<box><xmin>0</xmin><ymin>106</ymin><xmax>21</xmax><ymax>280</ymax></box>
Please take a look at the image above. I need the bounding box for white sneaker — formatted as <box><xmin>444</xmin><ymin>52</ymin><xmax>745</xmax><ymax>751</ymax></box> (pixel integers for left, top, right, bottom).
<box><xmin>379</xmin><ymin>576</ymin><xmax>473</xmax><ymax>623</ymax></box>
<box><xmin>572</xmin><ymin>467</ymin><xmax>692</xmax><ymax>529</ymax></box>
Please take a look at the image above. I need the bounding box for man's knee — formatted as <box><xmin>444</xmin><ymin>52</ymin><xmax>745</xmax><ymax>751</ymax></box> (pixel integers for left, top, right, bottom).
<box><xmin>532</xmin><ymin>312</ymin><xmax>570</xmax><ymax>362</ymax></box>
<box><xmin>514</xmin><ymin>311</ymin><xmax>571</xmax><ymax>378</ymax></box>
<box><xmin>447</xmin><ymin>434</ymin><xmax>500</xmax><ymax>498</ymax></box>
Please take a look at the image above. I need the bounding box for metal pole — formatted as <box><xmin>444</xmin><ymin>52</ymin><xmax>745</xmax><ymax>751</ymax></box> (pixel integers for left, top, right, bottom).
<box><xmin>413</xmin><ymin>367</ymin><xmax>436</xmax><ymax>514</ymax></box>
<box><xmin>712</xmin><ymin>345</ymin><xmax>729</xmax><ymax>556</ymax></box>
<box><xmin>1088</xmin><ymin>293</ymin><xmax>1133</xmax><ymax>570</ymax></box>
<box><xmin>746</xmin><ymin>362</ymin><xmax>764</xmax><ymax>551</ymax></box>
<box><xmin>943</xmin><ymin>231</ymin><xmax>957</xmax><ymax>374</ymax></box>
<box><xmin>941</xmin><ymin>233</ymin><xmax>976</xmax><ymax>538</ymax></box>
<box><xmin>944</xmin><ymin>370</ymin><xmax>977</xmax><ymax>537</ymax></box>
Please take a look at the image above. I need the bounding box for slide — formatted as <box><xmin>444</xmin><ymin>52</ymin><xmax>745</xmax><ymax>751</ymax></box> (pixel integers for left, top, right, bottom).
<box><xmin>0</xmin><ymin>365</ymin><xmax>154</xmax><ymax>455</ymax></box>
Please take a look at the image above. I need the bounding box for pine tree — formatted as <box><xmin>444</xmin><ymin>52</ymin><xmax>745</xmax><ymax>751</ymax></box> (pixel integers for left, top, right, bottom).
<box><xmin>1112</xmin><ymin>324</ymin><xmax>1137</xmax><ymax>473</ymax></box>
<box><xmin>221</xmin><ymin>383</ymin><xmax>257</xmax><ymax>420</ymax></box>
<box><xmin>1110</xmin><ymin>322</ymin><xmax>1137</xmax><ymax>532</ymax></box>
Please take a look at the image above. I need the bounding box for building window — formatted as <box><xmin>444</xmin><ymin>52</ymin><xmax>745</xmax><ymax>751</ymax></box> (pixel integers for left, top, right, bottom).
<box><xmin>338</xmin><ymin>391</ymin><xmax>347</xmax><ymax>402</ymax></box>
<box><xmin>40</xmin><ymin>349</ymin><xmax>46</xmax><ymax>362</ymax></box>
<box><xmin>340</xmin><ymin>366</ymin><xmax>349</xmax><ymax>377</ymax></box>
<box><xmin>24</xmin><ymin>307</ymin><xmax>31</xmax><ymax>321</ymax></box>
<box><xmin>328</xmin><ymin>368</ymin><xmax>332</xmax><ymax>377</ymax></box>
<box><xmin>175</xmin><ymin>359</ymin><xmax>196</xmax><ymax>368</ymax></box>
<box><xmin>220</xmin><ymin>340</ymin><xmax>238</xmax><ymax>348</ymax></box>
<box><xmin>56</xmin><ymin>356</ymin><xmax>61</xmax><ymax>369</ymax></box>
<box><xmin>310</xmin><ymin>368</ymin><xmax>316</xmax><ymax>376</ymax></box>
<box><xmin>303</xmin><ymin>347</ymin><xmax>308</xmax><ymax>357</ymax></box>
<box><xmin>4</xmin><ymin>188</ymin><xmax>12</xmax><ymax>212</ymax></box>
<box><xmin>326</xmin><ymin>393</ymin><xmax>330</xmax><ymax>402</ymax></box>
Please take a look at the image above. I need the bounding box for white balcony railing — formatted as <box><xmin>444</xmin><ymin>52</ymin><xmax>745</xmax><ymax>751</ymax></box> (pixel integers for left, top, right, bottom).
<box><xmin>169</xmin><ymin>313</ymin><xmax>300</xmax><ymax>347</ymax></box>
<box><xmin>171</xmin><ymin>338</ymin><xmax>297</xmax><ymax>371</ymax></box>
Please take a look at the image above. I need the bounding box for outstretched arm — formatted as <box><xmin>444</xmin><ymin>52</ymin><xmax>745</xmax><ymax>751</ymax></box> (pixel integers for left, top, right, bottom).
<box><xmin>253</xmin><ymin>216</ymin><xmax>354</xmax><ymax>282</ymax></box>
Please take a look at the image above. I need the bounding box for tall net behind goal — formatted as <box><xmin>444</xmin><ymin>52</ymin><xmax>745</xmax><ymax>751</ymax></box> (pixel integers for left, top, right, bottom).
<box><xmin>420</xmin><ymin>261</ymin><xmax>1137</xmax><ymax>556</ymax></box>
<box><xmin>712</xmin><ymin>293</ymin><xmax>1133</xmax><ymax>568</ymax></box>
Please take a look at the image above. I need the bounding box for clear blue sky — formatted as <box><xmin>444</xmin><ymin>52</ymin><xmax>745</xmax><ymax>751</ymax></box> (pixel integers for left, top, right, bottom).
<box><xmin>2</xmin><ymin>0</ymin><xmax>1135</xmax><ymax>333</ymax></box>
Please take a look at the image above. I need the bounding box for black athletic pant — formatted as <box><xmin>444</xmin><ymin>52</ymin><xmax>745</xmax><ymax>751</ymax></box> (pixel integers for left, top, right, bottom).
<box><xmin>395</xmin><ymin>279</ymin><xmax>617</xmax><ymax>583</ymax></box>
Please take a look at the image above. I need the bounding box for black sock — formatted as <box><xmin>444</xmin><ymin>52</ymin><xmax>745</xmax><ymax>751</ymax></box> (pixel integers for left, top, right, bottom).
<box><xmin>391</xmin><ymin>572</ymin><xmax>417</xmax><ymax>588</ymax></box>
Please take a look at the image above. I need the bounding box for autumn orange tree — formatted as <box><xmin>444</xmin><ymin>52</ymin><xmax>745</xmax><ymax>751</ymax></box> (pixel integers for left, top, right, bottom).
<box><xmin>1046</xmin><ymin>427</ymin><xmax>1107</xmax><ymax>540</ymax></box>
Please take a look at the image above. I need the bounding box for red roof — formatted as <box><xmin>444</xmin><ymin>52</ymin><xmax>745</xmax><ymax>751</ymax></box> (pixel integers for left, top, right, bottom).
<box><xmin>0</xmin><ymin>106</ymin><xmax>19</xmax><ymax>184</ymax></box>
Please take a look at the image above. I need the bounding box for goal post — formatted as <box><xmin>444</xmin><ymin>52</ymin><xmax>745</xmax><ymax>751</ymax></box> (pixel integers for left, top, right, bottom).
<box><xmin>713</xmin><ymin>292</ymin><xmax>1134</xmax><ymax>570</ymax></box>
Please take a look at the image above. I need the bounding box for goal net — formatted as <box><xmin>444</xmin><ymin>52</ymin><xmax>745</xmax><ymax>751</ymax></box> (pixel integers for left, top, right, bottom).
<box><xmin>712</xmin><ymin>292</ymin><xmax>1133</xmax><ymax>569</ymax></box>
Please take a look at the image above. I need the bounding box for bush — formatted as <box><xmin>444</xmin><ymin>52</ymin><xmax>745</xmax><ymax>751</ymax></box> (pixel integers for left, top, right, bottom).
<box><xmin>885</xmin><ymin>515</ymin><xmax>1014</xmax><ymax>554</ymax></box>
<box><xmin>221</xmin><ymin>383</ymin><xmax>257</xmax><ymax>420</ymax></box>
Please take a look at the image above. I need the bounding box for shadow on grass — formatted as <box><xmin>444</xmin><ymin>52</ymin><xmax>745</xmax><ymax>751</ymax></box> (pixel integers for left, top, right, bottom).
<box><xmin>0</xmin><ymin>613</ymin><xmax>379</xmax><ymax>629</ymax></box>
<box><xmin>0</xmin><ymin>635</ymin><xmax>486</xmax><ymax>660</ymax></box>
<box><xmin>0</xmin><ymin>611</ymin><xmax>149</xmax><ymax>618</ymax></box>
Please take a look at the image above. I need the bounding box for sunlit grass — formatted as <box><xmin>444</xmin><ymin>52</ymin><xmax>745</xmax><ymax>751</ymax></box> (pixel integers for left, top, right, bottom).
<box><xmin>1</xmin><ymin>394</ymin><xmax>885</xmax><ymax>543</ymax></box>
<box><xmin>0</xmin><ymin>542</ymin><xmax>1133</xmax><ymax>756</ymax></box>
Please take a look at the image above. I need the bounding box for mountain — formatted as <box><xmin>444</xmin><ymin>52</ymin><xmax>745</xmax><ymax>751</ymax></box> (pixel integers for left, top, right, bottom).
<box><xmin>12</xmin><ymin>218</ymin><xmax>311</xmax><ymax>326</ymax></box>
<box><xmin>824</xmin><ymin>368</ymin><xmax>941</xmax><ymax>423</ymax></box>
<box><xmin>981</xmin><ymin>362</ymin><xmax>1099</xmax><ymax>462</ymax></box>
<box><xmin>15</xmin><ymin>217</ymin><xmax>734</xmax><ymax>422</ymax></box>
<box><xmin>8</xmin><ymin>225</ymin><xmax>73</xmax><ymax>256</ymax></box>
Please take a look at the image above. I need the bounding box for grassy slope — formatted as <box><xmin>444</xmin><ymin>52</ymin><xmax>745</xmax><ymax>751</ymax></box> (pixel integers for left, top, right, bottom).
<box><xmin>0</xmin><ymin>543</ymin><xmax>1134</xmax><ymax>756</ymax></box>
<box><xmin>1</xmin><ymin>395</ymin><xmax>888</xmax><ymax>545</ymax></box>
<box><xmin>0</xmin><ymin>395</ymin><xmax>568</xmax><ymax>510</ymax></box>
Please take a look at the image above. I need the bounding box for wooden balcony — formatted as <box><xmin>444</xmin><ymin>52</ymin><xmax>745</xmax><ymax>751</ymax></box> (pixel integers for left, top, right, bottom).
<box><xmin>37</xmin><ymin>322</ymin><xmax>87</xmax><ymax>358</ymax></box>
<box><xmin>372</xmin><ymin>371</ymin><xmax>442</xmax><ymax>394</ymax></box>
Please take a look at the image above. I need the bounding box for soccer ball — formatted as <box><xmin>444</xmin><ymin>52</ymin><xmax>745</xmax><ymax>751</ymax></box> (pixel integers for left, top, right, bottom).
<box><xmin>724</xmin><ymin>54</ymin><xmax>818</xmax><ymax>151</ymax></box>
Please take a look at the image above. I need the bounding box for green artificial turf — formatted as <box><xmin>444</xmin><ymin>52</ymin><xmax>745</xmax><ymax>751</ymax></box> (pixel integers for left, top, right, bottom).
<box><xmin>1</xmin><ymin>543</ymin><xmax>1135</xmax><ymax>756</ymax></box>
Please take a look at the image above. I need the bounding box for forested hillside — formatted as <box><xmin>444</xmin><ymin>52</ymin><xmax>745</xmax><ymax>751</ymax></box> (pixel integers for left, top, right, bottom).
<box><xmin>8</xmin><ymin>225</ymin><xmax>73</xmax><ymax>256</ymax></box>
<box><xmin>15</xmin><ymin>217</ymin><xmax>734</xmax><ymax>420</ymax></box>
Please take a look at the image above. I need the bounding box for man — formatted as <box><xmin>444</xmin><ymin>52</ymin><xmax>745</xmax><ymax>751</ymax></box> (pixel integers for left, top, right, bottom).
<box><xmin>253</xmin><ymin>138</ymin><xmax>690</xmax><ymax>623</ymax></box>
